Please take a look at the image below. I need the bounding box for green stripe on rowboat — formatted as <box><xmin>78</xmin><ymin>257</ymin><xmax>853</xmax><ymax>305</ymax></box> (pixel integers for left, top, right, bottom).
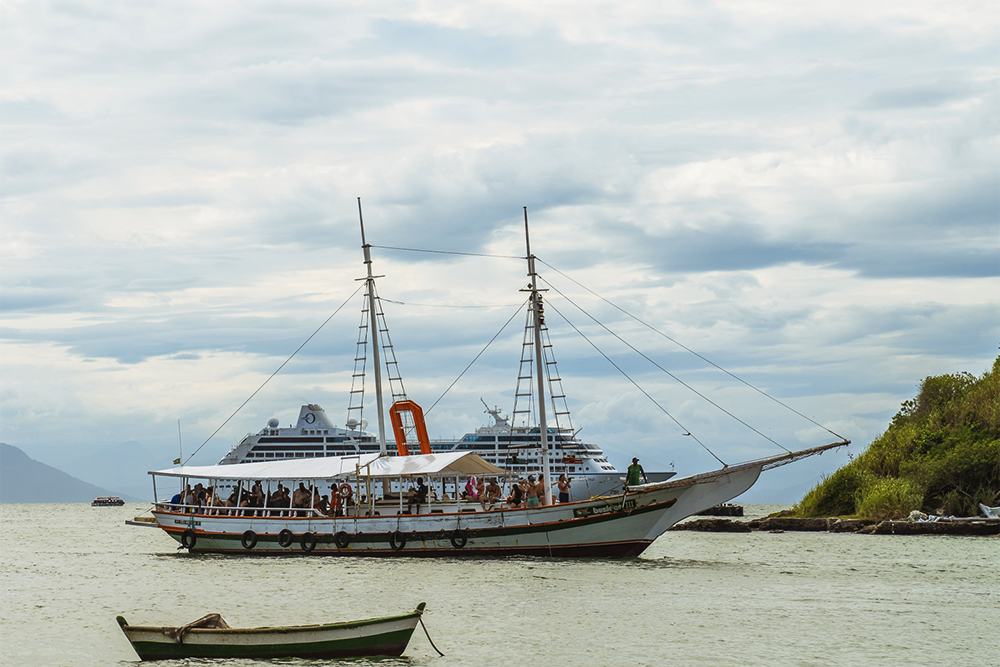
<box><xmin>127</xmin><ymin>627</ymin><xmax>415</xmax><ymax>660</ymax></box>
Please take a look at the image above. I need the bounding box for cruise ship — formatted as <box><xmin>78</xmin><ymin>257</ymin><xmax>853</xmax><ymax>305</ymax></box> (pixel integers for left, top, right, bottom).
<box><xmin>218</xmin><ymin>402</ymin><xmax>674</xmax><ymax>500</ymax></box>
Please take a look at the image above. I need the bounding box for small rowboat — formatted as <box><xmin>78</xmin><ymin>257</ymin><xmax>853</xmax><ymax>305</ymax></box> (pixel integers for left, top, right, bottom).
<box><xmin>116</xmin><ymin>603</ymin><xmax>427</xmax><ymax>661</ymax></box>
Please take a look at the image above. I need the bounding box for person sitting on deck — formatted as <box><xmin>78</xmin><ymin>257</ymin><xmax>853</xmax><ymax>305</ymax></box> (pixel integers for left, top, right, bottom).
<box><xmin>268</xmin><ymin>483</ymin><xmax>283</xmax><ymax>504</ymax></box>
<box><xmin>484</xmin><ymin>478</ymin><xmax>501</xmax><ymax>510</ymax></box>
<box><xmin>475</xmin><ymin>478</ymin><xmax>486</xmax><ymax>507</ymax></box>
<box><xmin>249</xmin><ymin>481</ymin><xmax>264</xmax><ymax>508</ymax></box>
<box><xmin>507</xmin><ymin>479</ymin><xmax>523</xmax><ymax>508</ymax></box>
<box><xmin>407</xmin><ymin>477</ymin><xmax>429</xmax><ymax>514</ymax></box>
<box><xmin>312</xmin><ymin>489</ymin><xmax>322</xmax><ymax>512</ymax></box>
<box><xmin>280</xmin><ymin>486</ymin><xmax>293</xmax><ymax>515</ymax></box>
<box><xmin>317</xmin><ymin>494</ymin><xmax>331</xmax><ymax>515</ymax></box>
<box><xmin>292</xmin><ymin>483</ymin><xmax>310</xmax><ymax>510</ymax></box>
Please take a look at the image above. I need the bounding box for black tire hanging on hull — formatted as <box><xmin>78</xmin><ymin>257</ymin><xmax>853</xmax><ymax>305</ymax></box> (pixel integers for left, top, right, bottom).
<box><xmin>450</xmin><ymin>529</ymin><xmax>468</xmax><ymax>549</ymax></box>
<box><xmin>389</xmin><ymin>530</ymin><xmax>406</xmax><ymax>551</ymax></box>
<box><xmin>181</xmin><ymin>528</ymin><xmax>197</xmax><ymax>549</ymax></box>
<box><xmin>334</xmin><ymin>531</ymin><xmax>350</xmax><ymax>549</ymax></box>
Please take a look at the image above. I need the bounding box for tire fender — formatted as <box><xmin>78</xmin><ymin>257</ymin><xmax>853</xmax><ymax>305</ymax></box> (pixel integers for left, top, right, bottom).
<box><xmin>241</xmin><ymin>530</ymin><xmax>258</xmax><ymax>549</ymax></box>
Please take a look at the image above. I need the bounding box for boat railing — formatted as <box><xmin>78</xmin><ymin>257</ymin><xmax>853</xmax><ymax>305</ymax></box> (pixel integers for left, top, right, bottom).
<box><xmin>153</xmin><ymin>502</ymin><xmax>332</xmax><ymax>518</ymax></box>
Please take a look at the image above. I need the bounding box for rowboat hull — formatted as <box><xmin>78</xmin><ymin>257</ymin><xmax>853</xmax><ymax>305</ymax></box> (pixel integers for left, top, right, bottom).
<box><xmin>152</xmin><ymin>465</ymin><xmax>763</xmax><ymax>558</ymax></box>
<box><xmin>117</xmin><ymin>604</ymin><xmax>425</xmax><ymax>661</ymax></box>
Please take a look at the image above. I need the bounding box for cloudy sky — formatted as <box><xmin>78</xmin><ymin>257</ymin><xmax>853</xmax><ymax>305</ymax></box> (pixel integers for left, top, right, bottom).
<box><xmin>2</xmin><ymin>1</ymin><xmax>997</xmax><ymax>501</ymax></box>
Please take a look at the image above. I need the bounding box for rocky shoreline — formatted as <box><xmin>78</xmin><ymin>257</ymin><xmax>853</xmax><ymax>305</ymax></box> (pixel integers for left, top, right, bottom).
<box><xmin>671</xmin><ymin>516</ymin><xmax>1000</xmax><ymax>536</ymax></box>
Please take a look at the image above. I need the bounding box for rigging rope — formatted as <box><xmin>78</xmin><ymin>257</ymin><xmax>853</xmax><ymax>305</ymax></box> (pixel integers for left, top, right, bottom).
<box><xmin>425</xmin><ymin>298</ymin><xmax>530</xmax><ymax>415</ymax></box>
<box><xmin>182</xmin><ymin>283</ymin><xmax>365</xmax><ymax>465</ymax></box>
<box><xmin>537</xmin><ymin>258</ymin><xmax>847</xmax><ymax>442</ymax></box>
<box><xmin>380</xmin><ymin>297</ymin><xmax>524</xmax><ymax>309</ymax></box>
<box><xmin>541</xmin><ymin>276</ymin><xmax>791</xmax><ymax>454</ymax></box>
<box><xmin>370</xmin><ymin>244</ymin><xmax>523</xmax><ymax>260</ymax></box>
<box><xmin>542</xmin><ymin>299</ymin><xmax>728</xmax><ymax>467</ymax></box>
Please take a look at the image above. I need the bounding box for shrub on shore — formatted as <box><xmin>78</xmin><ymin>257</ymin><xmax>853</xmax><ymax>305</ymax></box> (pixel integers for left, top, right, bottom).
<box><xmin>795</xmin><ymin>356</ymin><xmax>1000</xmax><ymax>519</ymax></box>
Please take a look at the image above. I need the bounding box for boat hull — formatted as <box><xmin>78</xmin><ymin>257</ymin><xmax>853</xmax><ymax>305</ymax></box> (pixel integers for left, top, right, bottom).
<box><xmin>117</xmin><ymin>607</ymin><xmax>423</xmax><ymax>661</ymax></box>
<box><xmin>152</xmin><ymin>466</ymin><xmax>760</xmax><ymax>558</ymax></box>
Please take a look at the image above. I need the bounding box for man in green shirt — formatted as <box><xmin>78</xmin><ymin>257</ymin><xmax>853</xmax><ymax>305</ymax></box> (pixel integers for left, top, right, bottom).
<box><xmin>626</xmin><ymin>457</ymin><xmax>648</xmax><ymax>486</ymax></box>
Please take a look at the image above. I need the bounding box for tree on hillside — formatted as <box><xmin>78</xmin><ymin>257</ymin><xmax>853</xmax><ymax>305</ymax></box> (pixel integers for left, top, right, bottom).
<box><xmin>796</xmin><ymin>356</ymin><xmax>1000</xmax><ymax>519</ymax></box>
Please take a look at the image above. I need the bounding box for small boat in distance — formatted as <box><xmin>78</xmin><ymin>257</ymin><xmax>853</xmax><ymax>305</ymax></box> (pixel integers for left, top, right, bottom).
<box><xmin>92</xmin><ymin>497</ymin><xmax>125</xmax><ymax>507</ymax></box>
<box><xmin>116</xmin><ymin>603</ymin><xmax>428</xmax><ymax>661</ymax></box>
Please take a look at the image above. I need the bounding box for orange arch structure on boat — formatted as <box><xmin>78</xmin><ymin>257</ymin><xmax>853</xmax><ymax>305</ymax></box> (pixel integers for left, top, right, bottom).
<box><xmin>388</xmin><ymin>400</ymin><xmax>431</xmax><ymax>456</ymax></box>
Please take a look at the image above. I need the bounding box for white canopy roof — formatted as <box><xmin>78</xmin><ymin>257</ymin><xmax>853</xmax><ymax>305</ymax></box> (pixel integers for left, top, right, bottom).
<box><xmin>150</xmin><ymin>452</ymin><xmax>505</xmax><ymax>481</ymax></box>
<box><xmin>360</xmin><ymin>452</ymin><xmax>506</xmax><ymax>478</ymax></box>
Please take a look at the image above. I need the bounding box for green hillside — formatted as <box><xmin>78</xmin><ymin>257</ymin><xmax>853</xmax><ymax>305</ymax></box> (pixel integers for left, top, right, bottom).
<box><xmin>796</xmin><ymin>356</ymin><xmax>1000</xmax><ymax>519</ymax></box>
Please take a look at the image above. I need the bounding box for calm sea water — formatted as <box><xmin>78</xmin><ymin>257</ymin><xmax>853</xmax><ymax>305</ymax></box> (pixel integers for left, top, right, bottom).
<box><xmin>1</xmin><ymin>503</ymin><xmax>996</xmax><ymax>667</ymax></box>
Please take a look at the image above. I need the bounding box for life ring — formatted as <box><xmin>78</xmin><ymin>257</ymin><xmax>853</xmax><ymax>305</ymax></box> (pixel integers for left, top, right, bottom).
<box><xmin>338</xmin><ymin>484</ymin><xmax>353</xmax><ymax>498</ymax></box>
<box><xmin>450</xmin><ymin>529</ymin><xmax>468</xmax><ymax>549</ymax></box>
<box><xmin>389</xmin><ymin>530</ymin><xmax>406</xmax><ymax>551</ymax></box>
<box><xmin>334</xmin><ymin>531</ymin><xmax>350</xmax><ymax>549</ymax></box>
<box><xmin>300</xmin><ymin>532</ymin><xmax>317</xmax><ymax>552</ymax></box>
<box><xmin>277</xmin><ymin>529</ymin><xmax>294</xmax><ymax>547</ymax></box>
<box><xmin>181</xmin><ymin>528</ymin><xmax>197</xmax><ymax>549</ymax></box>
<box><xmin>241</xmin><ymin>530</ymin><xmax>258</xmax><ymax>549</ymax></box>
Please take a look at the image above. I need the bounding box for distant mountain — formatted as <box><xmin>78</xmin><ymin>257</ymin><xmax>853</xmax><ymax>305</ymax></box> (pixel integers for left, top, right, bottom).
<box><xmin>0</xmin><ymin>443</ymin><xmax>139</xmax><ymax>503</ymax></box>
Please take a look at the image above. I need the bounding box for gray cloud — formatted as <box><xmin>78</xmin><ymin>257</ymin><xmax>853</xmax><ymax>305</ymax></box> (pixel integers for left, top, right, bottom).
<box><xmin>2</xmin><ymin>2</ymin><xmax>997</xmax><ymax>494</ymax></box>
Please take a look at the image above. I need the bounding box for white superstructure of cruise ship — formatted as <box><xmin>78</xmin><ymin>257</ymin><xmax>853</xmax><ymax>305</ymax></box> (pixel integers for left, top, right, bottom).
<box><xmin>218</xmin><ymin>403</ymin><xmax>674</xmax><ymax>499</ymax></box>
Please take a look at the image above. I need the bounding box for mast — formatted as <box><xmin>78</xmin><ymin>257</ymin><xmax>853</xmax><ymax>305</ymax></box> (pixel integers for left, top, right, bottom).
<box><xmin>358</xmin><ymin>198</ymin><xmax>388</xmax><ymax>456</ymax></box>
<box><xmin>524</xmin><ymin>207</ymin><xmax>553</xmax><ymax>505</ymax></box>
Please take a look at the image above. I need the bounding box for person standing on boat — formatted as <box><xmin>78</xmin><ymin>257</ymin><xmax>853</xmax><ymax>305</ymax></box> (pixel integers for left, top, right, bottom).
<box><xmin>536</xmin><ymin>476</ymin><xmax>549</xmax><ymax>506</ymax></box>
<box><xmin>626</xmin><ymin>458</ymin><xmax>648</xmax><ymax>486</ymax></box>
<box><xmin>525</xmin><ymin>475</ymin><xmax>540</xmax><ymax>508</ymax></box>
<box><xmin>557</xmin><ymin>474</ymin><xmax>571</xmax><ymax>503</ymax></box>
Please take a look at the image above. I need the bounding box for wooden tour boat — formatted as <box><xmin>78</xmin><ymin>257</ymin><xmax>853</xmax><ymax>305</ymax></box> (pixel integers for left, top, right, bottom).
<box><xmin>144</xmin><ymin>206</ymin><xmax>847</xmax><ymax>558</ymax></box>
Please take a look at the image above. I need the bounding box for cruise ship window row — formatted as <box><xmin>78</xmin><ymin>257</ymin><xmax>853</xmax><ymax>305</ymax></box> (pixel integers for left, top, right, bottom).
<box><xmin>257</xmin><ymin>436</ymin><xmax>375</xmax><ymax>444</ymax></box>
<box><xmin>460</xmin><ymin>435</ymin><xmax>579</xmax><ymax>443</ymax></box>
